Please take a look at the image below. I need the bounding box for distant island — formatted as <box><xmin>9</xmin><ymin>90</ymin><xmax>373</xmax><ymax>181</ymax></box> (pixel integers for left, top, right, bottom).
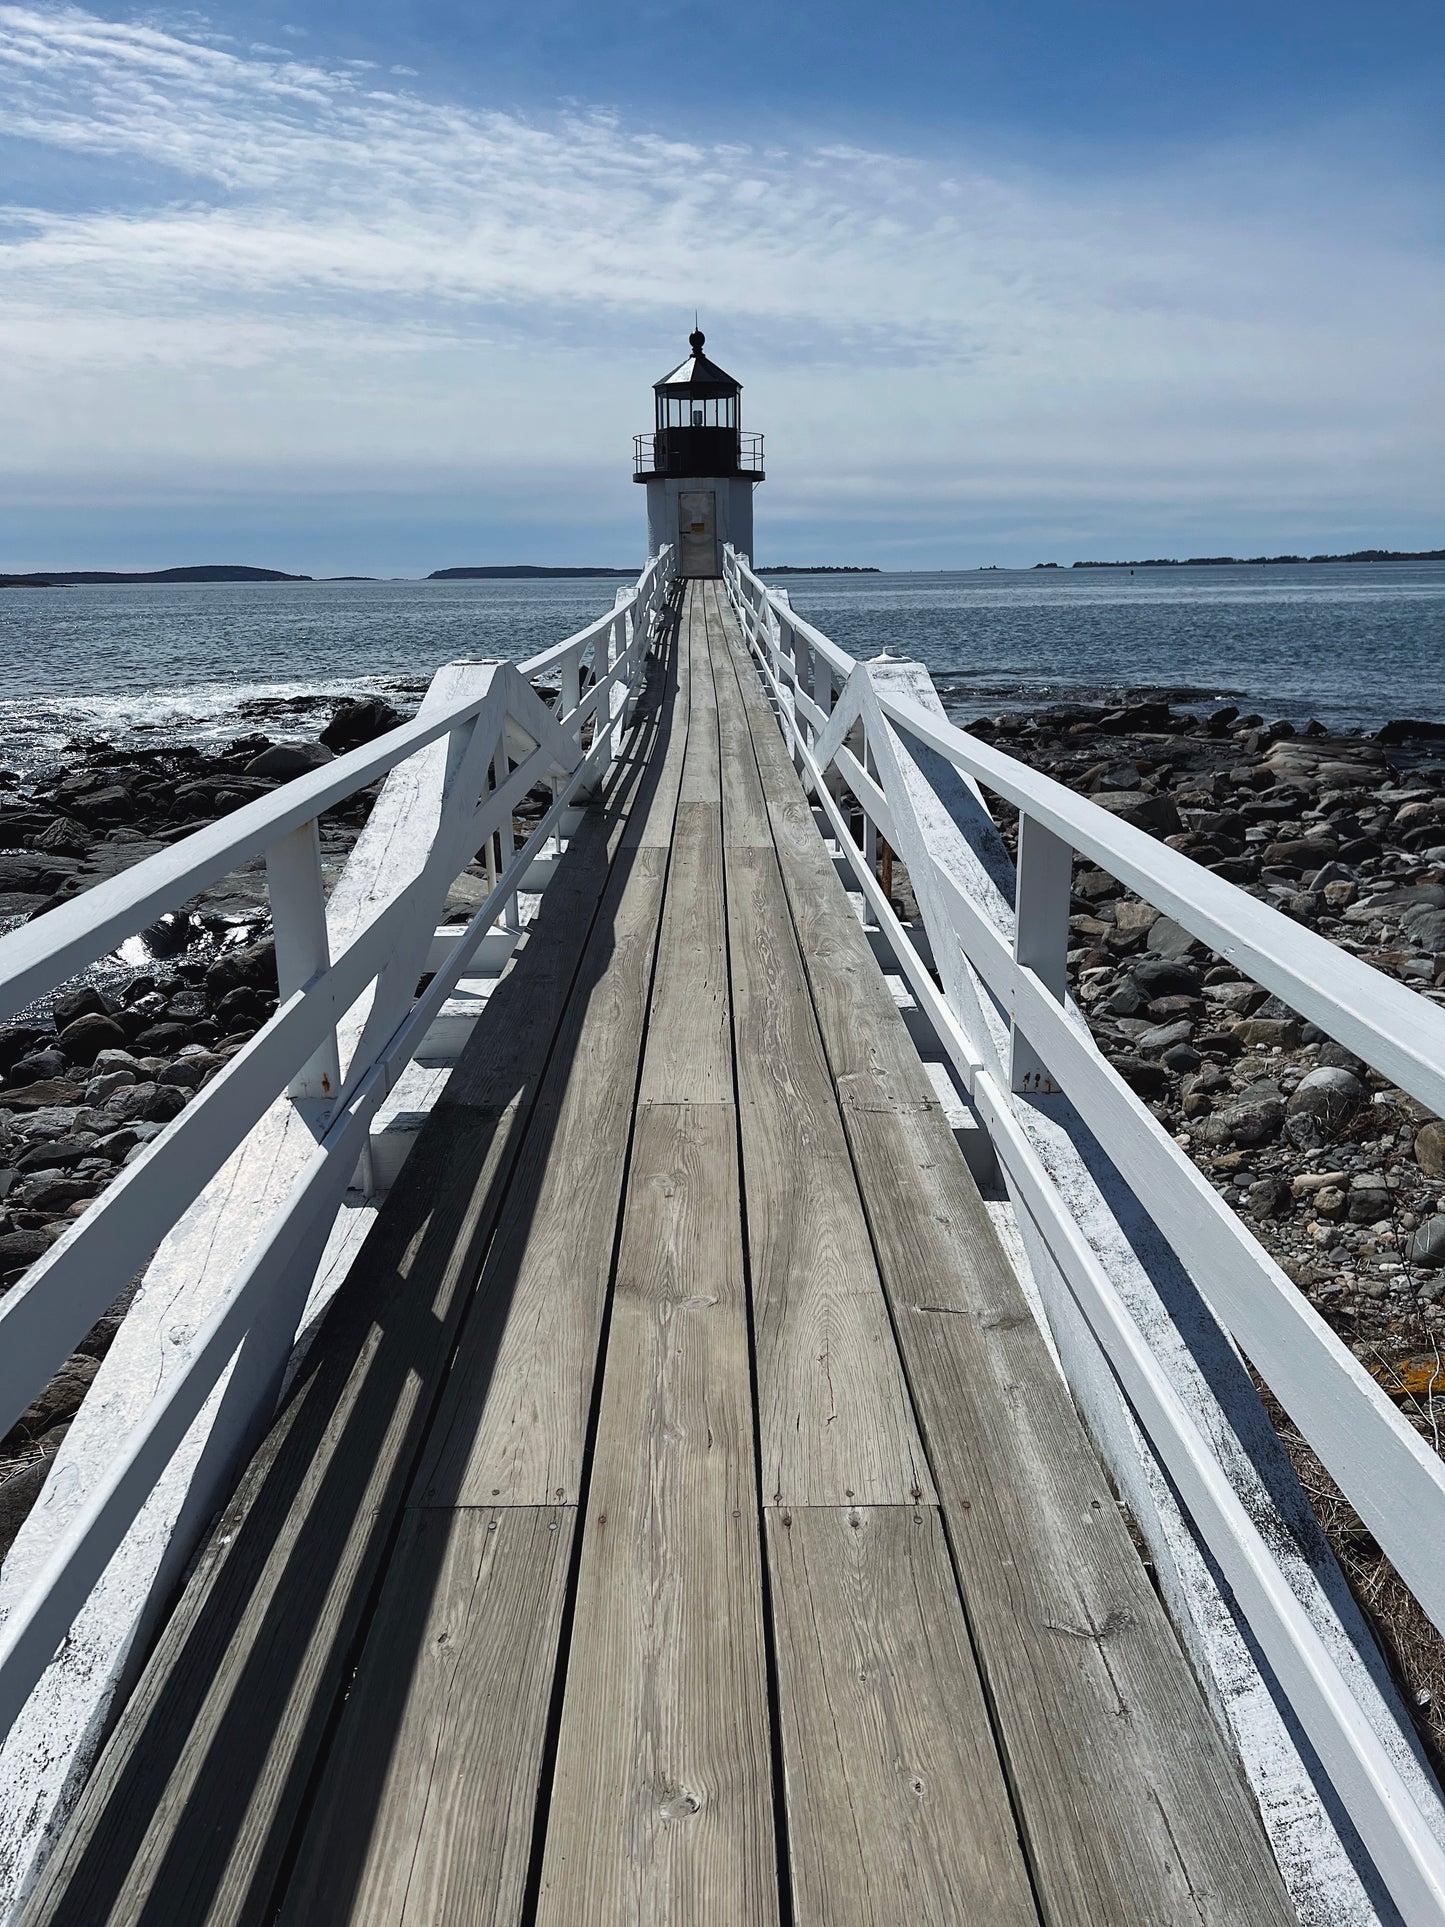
<box><xmin>0</xmin><ymin>565</ymin><xmax>310</xmax><ymax>586</ymax></box>
<box><xmin>757</xmin><ymin>564</ymin><xmax>879</xmax><ymax>574</ymax></box>
<box><xmin>1066</xmin><ymin>549</ymin><xmax>1445</xmax><ymax>568</ymax></box>
<box><xmin>428</xmin><ymin>565</ymin><xmax>636</xmax><ymax>580</ymax></box>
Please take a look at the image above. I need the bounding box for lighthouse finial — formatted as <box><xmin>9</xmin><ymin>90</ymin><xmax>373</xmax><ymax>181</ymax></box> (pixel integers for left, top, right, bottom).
<box><xmin>689</xmin><ymin>313</ymin><xmax>705</xmax><ymax>355</ymax></box>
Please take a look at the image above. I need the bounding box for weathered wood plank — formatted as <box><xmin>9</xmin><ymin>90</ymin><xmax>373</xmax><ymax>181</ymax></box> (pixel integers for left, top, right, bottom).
<box><xmin>637</xmin><ymin>802</ymin><xmax>730</xmax><ymax>1106</ymax></box>
<box><xmin>839</xmin><ymin>1102</ymin><xmax>1293</xmax><ymax>1925</ymax></box>
<box><xmin>704</xmin><ymin>583</ymin><xmax>772</xmax><ymax>849</ymax></box>
<box><xmin>20</xmin><ymin>688</ymin><xmax>676</xmax><ymax>1927</ymax></box>
<box><xmin>415</xmin><ymin>844</ymin><xmax>668</xmax><ymax>1509</ymax></box>
<box><xmin>726</xmin><ymin>843</ymin><xmax>931</xmax><ymax>1509</ymax></box>
<box><xmin>537</xmin><ymin>1103</ymin><xmax>777</xmax><ymax>1925</ymax></box>
<box><xmin>678</xmin><ymin>586</ymin><xmax>721</xmax><ymax>804</ymax></box>
<box><xmin>279</xmin><ymin>1505</ymin><xmax>575</xmax><ymax>1926</ymax></box>
<box><xmin>767</xmin><ymin>1505</ymin><xmax>1038</xmax><ymax>1926</ymax></box>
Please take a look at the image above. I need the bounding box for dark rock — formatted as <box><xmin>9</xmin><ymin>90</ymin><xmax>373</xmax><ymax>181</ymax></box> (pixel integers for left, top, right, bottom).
<box><xmin>73</xmin><ymin>783</ymin><xmax>135</xmax><ymax>822</ymax></box>
<box><xmin>204</xmin><ymin>939</ymin><xmax>278</xmax><ymax>1002</ymax></box>
<box><xmin>0</xmin><ymin>852</ymin><xmax>80</xmax><ymax>892</ymax></box>
<box><xmin>1137</xmin><ymin>1018</ymin><xmax>1194</xmax><ymax>1053</ymax></box>
<box><xmin>32</xmin><ymin>814</ymin><xmax>89</xmax><ymax>854</ymax></box>
<box><xmin>133</xmin><ymin>1023</ymin><xmax>197</xmax><ymax>1052</ymax></box>
<box><xmin>1131</xmin><ymin>958</ymin><xmax>1202</xmax><ymax>1000</ymax></box>
<box><xmin>1231</xmin><ymin>1017</ymin><xmax>1302</xmax><ymax>1049</ymax></box>
<box><xmin>164</xmin><ymin>989</ymin><xmax>210</xmax><ymax>1023</ymax></box>
<box><xmin>15</xmin><ymin>1135</ymin><xmax>95</xmax><ymax>1172</ymax></box>
<box><xmin>1248</xmin><ymin>1176</ymin><xmax>1293</xmax><ymax>1219</ymax></box>
<box><xmin>57</xmin><ymin>1011</ymin><xmax>128</xmax><ymax>1065</ymax></box>
<box><xmin>1417</xmin><ymin>1122</ymin><xmax>1445</xmax><ymax>1180</ymax></box>
<box><xmin>0</xmin><ymin>1026</ymin><xmax>49</xmax><ymax>1074</ymax></box>
<box><xmin>244</xmin><ymin>742</ymin><xmax>335</xmax><ymax>780</ymax></box>
<box><xmin>1403</xmin><ymin>906</ymin><xmax>1445</xmax><ymax>952</ymax></box>
<box><xmin>1144</xmin><ymin>917</ymin><xmax>1198</xmax><ymax>960</ymax></box>
<box><xmin>0</xmin><ymin>1078</ymin><xmax>85</xmax><ymax>1110</ymax></box>
<box><xmin>139</xmin><ymin>912</ymin><xmax>193</xmax><ymax>958</ymax></box>
<box><xmin>51</xmin><ymin>986</ymin><xmax>111</xmax><ymax>1030</ymax></box>
<box><xmin>1409</xmin><ymin>1216</ymin><xmax>1445</xmax><ymax>1267</ymax></box>
<box><xmin>1162</xmin><ymin>1044</ymin><xmax>1202</xmax><ymax>1072</ymax></box>
<box><xmin>141</xmin><ymin>1085</ymin><xmax>189</xmax><ymax>1123</ymax></box>
<box><xmin>1347</xmin><ymin>1176</ymin><xmax>1393</xmax><ymax>1224</ymax></box>
<box><xmin>1090</xmin><ymin>792</ymin><xmax>1184</xmax><ymax>835</ymax></box>
<box><xmin>3</xmin><ymin>1352</ymin><xmax>98</xmax><ymax>1445</ymax></box>
<box><xmin>1376</xmin><ymin>719</ymin><xmax>1445</xmax><ymax>745</ymax></box>
<box><xmin>1109</xmin><ymin>1054</ymin><xmax>1169</xmax><ymax>1097</ymax></box>
<box><xmin>1285</xmin><ymin>1067</ymin><xmax>1368</xmax><ymax>1148</ymax></box>
<box><xmin>1195</xmin><ymin>1030</ymin><xmax>1245</xmax><ymax>1057</ymax></box>
<box><xmin>0</xmin><ymin>1227</ymin><xmax>55</xmax><ymax>1269</ymax></box>
<box><xmin>320</xmin><ymin>697</ymin><xmax>404</xmax><ymax>754</ymax></box>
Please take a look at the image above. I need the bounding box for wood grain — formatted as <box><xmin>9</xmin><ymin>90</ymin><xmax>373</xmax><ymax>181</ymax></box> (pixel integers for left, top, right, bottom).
<box><xmin>766</xmin><ymin>1505</ymin><xmax>1037</xmax><ymax>1927</ymax></box>
<box><xmin>416</xmin><ymin>845</ymin><xmax>668</xmax><ymax>1508</ymax></box>
<box><xmin>638</xmin><ymin>803</ymin><xmax>731</xmax><ymax>1106</ymax></box>
<box><xmin>19</xmin><ymin>798</ymin><xmax>642</xmax><ymax>1927</ymax></box>
<box><xmin>537</xmin><ymin>1104</ymin><xmax>778</xmax><ymax>1925</ymax></box>
<box><xmin>839</xmin><ymin>1101</ymin><xmax>1294</xmax><ymax>1925</ymax></box>
<box><xmin>678</xmin><ymin>587</ymin><xmax>721</xmax><ymax>805</ymax></box>
<box><xmin>726</xmin><ymin>844</ymin><xmax>932</xmax><ymax>1509</ymax></box>
<box><xmin>279</xmin><ymin>1506</ymin><xmax>575</xmax><ymax>1926</ymax></box>
<box><xmin>704</xmin><ymin>583</ymin><xmax>772</xmax><ymax>849</ymax></box>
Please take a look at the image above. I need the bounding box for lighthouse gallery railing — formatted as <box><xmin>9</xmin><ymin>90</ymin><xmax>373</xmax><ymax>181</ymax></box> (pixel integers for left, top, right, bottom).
<box><xmin>725</xmin><ymin>542</ymin><xmax>1445</xmax><ymax>1924</ymax></box>
<box><xmin>0</xmin><ymin>548</ymin><xmax>673</xmax><ymax>1741</ymax></box>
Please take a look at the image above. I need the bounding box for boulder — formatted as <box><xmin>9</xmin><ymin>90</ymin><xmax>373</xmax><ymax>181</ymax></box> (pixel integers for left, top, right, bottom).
<box><xmin>1090</xmin><ymin>792</ymin><xmax>1184</xmax><ymax>836</ymax></box>
<box><xmin>320</xmin><ymin>696</ymin><xmax>404</xmax><ymax>754</ymax></box>
<box><xmin>1130</xmin><ymin>958</ymin><xmax>1202</xmax><ymax>1000</ymax></box>
<box><xmin>204</xmin><ymin>939</ymin><xmax>278</xmax><ymax>1002</ymax></box>
<box><xmin>0</xmin><ymin>1078</ymin><xmax>85</xmax><ymax>1110</ymax></box>
<box><xmin>1108</xmin><ymin>1054</ymin><xmax>1169</xmax><ymax>1098</ymax></box>
<box><xmin>1409</xmin><ymin>1216</ymin><xmax>1445</xmax><ymax>1268</ymax></box>
<box><xmin>1230</xmin><ymin>1017</ymin><xmax>1301</xmax><ymax>1049</ymax></box>
<box><xmin>57</xmin><ymin>1010</ymin><xmax>128</xmax><ymax>1065</ymax></box>
<box><xmin>51</xmin><ymin>985</ymin><xmax>111</xmax><ymax>1030</ymax></box>
<box><xmin>1285</xmin><ymin>1066</ymin><xmax>1367</xmax><ymax>1148</ymax></box>
<box><xmin>0</xmin><ymin>1227</ymin><xmax>56</xmax><ymax>1271</ymax></box>
<box><xmin>1144</xmin><ymin>917</ymin><xmax>1197</xmax><ymax>960</ymax></box>
<box><xmin>1416</xmin><ymin>1121</ymin><xmax>1445</xmax><ymax>1180</ymax></box>
<box><xmin>244</xmin><ymin>742</ymin><xmax>336</xmax><ymax>780</ymax></box>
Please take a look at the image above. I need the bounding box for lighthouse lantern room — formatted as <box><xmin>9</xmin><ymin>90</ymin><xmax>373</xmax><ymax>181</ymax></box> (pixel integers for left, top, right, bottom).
<box><xmin>634</xmin><ymin>328</ymin><xmax>764</xmax><ymax>578</ymax></box>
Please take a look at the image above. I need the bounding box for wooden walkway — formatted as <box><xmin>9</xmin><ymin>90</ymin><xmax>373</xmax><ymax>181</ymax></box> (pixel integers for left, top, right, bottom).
<box><xmin>23</xmin><ymin>583</ymin><xmax>1292</xmax><ymax>1925</ymax></box>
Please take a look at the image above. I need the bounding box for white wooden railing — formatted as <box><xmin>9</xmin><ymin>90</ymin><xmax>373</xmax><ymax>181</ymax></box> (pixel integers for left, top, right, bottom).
<box><xmin>724</xmin><ymin>544</ymin><xmax>1445</xmax><ymax>1925</ymax></box>
<box><xmin>0</xmin><ymin>548</ymin><xmax>673</xmax><ymax>1743</ymax></box>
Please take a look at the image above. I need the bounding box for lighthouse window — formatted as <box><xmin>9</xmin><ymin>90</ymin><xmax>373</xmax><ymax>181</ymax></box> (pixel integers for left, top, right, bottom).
<box><xmin>658</xmin><ymin>394</ymin><xmax>737</xmax><ymax>428</ymax></box>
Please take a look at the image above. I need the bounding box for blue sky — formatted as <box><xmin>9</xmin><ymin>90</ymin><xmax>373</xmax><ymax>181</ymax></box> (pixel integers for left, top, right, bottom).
<box><xmin>1</xmin><ymin>0</ymin><xmax>1442</xmax><ymax>573</ymax></box>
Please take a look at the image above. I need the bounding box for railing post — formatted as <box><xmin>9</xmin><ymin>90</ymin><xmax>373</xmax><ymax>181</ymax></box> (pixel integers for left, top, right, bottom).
<box><xmin>560</xmin><ymin>649</ymin><xmax>580</xmax><ymax>724</ymax></box>
<box><xmin>266</xmin><ymin>818</ymin><xmax>341</xmax><ymax>1104</ymax></box>
<box><xmin>493</xmin><ymin>744</ymin><xmax>519</xmax><ymax>928</ymax></box>
<box><xmin>1010</xmin><ymin>812</ymin><xmax>1073</xmax><ymax>1094</ymax></box>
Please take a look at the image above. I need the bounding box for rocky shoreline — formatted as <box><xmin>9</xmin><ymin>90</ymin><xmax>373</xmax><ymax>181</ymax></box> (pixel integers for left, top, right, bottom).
<box><xmin>955</xmin><ymin>693</ymin><xmax>1445</xmax><ymax>1748</ymax></box>
<box><xmin>0</xmin><ymin>694</ymin><xmax>407</xmax><ymax>1555</ymax></box>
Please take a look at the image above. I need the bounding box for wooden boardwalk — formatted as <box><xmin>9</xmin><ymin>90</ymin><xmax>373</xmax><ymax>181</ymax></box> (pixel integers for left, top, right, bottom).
<box><xmin>22</xmin><ymin>583</ymin><xmax>1292</xmax><ymax>1925</ymax></box>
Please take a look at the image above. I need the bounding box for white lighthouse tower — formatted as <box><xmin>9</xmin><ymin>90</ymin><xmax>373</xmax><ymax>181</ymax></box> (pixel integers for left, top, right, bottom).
<box><xmin>634</xmin><ymin>327</ymin><xmax>765</xmax><ymax>578</ymax></box>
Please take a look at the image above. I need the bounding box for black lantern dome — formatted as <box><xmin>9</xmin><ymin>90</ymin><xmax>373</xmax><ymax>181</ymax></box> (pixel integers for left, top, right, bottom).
<box><xmin>633</xmin><ymin>327</ymin><xmax>764</xmax><ymax>481</ymax></box>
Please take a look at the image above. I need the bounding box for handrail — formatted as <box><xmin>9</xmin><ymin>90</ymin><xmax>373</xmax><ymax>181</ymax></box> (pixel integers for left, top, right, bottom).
<box><xmin>0</xmin><ymin>546</ymin><xmax>675</xmax><ymax>1741</ymax></box>
<box><xmin>723</xmin><ymin>541</ymin><xmax>1445</xmax><ymax>1924</ymax></box>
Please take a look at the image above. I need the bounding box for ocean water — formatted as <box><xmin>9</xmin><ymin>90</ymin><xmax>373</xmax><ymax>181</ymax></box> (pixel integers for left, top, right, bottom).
<box><xmin>0</xmin><ymin>562</ymin><xmax>1441</xmax><ymax>775</ymax></box>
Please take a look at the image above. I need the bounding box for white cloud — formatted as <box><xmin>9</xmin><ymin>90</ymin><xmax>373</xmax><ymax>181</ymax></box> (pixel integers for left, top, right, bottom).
<box><xmin>0</xmin><ymin>2</ymin><xmax>1440</xmax><ymax>553</ymax></box>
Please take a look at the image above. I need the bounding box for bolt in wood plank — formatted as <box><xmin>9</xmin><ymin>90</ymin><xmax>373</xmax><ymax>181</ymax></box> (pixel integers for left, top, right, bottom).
<box><xmin>767</xmin><ymin>1505</ymin><xmax>1039</xmax><ymax>1927</ymax></box>
<box><xmin>414</xmin><ymin>843</ymin><xmax>669</xmax><ymax>1509</ymax></box>
<box><xmin>726</xmin><ymin>841</ymin><xmax>932</xmax><ymax>1510</ymax></box>
<box><xmin>278</xmin><ymin>1506</ymin><xmax>575</xmax><ymax>1927</ymax></box>
<box><xmin>536</xmin><ymin>1104</ymin><xmax>778</xmax><ymax>1925</ymax></box>
<box><xmin>20</xmin><ymin>650</ymin><xmax>682</xmax><ymax>1927</ymax></box>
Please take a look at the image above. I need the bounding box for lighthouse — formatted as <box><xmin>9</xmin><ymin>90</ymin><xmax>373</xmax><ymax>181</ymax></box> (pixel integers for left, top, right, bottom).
<box><xmin>634</xmin><ymin>327</ymin><xmax>765</xmax><ymax>578</ymax></box>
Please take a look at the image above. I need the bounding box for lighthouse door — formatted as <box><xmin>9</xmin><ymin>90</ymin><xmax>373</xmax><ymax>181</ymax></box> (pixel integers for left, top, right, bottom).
<box><xmin>677</xmin><ymin>490</ymin><xmax>717</xmax><ymax>578</ymax></box>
